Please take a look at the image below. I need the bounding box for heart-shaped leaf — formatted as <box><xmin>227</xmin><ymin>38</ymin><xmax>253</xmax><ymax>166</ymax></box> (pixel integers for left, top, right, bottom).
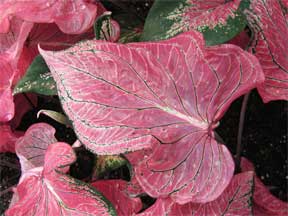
<box><xmin>15</xmin><ymin>123</ymin><xmax>57</xmax><ymax>172</ymax></box>
<box><xmin>141</xmin><ymin>0</ymin><xmax>249</xmax><ymax>45</ymax></box>
<box><xmin>40</xmin><ymin>31</ymin><xmax>264</xmax><ymax>203</ymax></box>
<box><xmin>6</xmin><ymin>142</ymin><xmax>117</xmax><ymax>215</ymax></box>
<box><xmin>138</xmin><ymin>171</ymin><xmax>254</xmax><ymax>215</ymax></box>
<box><xmin>244</xmin><ymin>0</ymin><xmax>288</xmax><ymax>102</ymax></box>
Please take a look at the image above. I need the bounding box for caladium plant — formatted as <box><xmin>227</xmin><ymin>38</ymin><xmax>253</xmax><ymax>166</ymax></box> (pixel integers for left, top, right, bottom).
<box><xmin>0</xmin><ymin>0</ymin><xmax>287</xmax><ymax>215</ymax></box>
<box><xmin>40</xmin><ymin>30</ymin><xmax>264</xmax><ymax>204</ymax></box>
<box><xmin>7</xmin><ymin>142</ymin><xmax>117</xmax><ymax>216</ymax></box>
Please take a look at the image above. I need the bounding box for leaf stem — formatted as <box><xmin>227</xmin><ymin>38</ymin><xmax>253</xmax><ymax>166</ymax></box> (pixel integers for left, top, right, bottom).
<box><xmin>235</xmin><ymin>92</ymin><xmax>250</xmax><ymax>172</ymax></box>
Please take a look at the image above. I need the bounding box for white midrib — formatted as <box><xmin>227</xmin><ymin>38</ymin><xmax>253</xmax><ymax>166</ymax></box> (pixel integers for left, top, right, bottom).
<box><xmin>158</xmin><ymin>105</ymin><xmax>208</xmax><ymax>130</ymax></box>
<box><xmin>44</xmin><ymin>179</ymin><xmax>65</xmax><ymax>206</ymax></box>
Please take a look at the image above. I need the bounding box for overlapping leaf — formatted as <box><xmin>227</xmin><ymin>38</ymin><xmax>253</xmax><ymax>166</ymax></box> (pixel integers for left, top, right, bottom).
<box><xmin>0</xmin><ymin>18</ymin><xmax>34</xmax><ymax>122</ymax></box>
<box><xmin>0</xmin><ymin>0</ymin><xmax>98</xmax><ymax>34</ymax></box>
<box><xmin>6</xmin><ymin>142</ymin><xmax>116</xmax><ymax>216</ymax></box>
<box><xmin>92</xmin><ymin>180</ymin><xmax>142</xmax><ymax>215</ymax></box>
<box><xmin>40</xmin><ymin>31</ymin><xmax>264</xmax><ymax>203</ymax></box>
<box><xmin>141</xmin><ymin>0</ymin><xmax>249</xmax><ymax>45</ymax></box>
<box><xmin>15</xmin><ymin>123</ymin><xmax>57</xmax><ymax>172</ymax></box>
<box><xmin>241</xmin><ymin>158</ymin><xmax>288</xmax><ymax>215</ymax></box>
<box><xmin>138</xmin><ymin>171</ymin><xmax>254</xmax><ymax>215</ymax></box>
<box><xmin>245</xmin><ymin>0</ymin><xmax>288</xmax><ymax>102</ymax></box>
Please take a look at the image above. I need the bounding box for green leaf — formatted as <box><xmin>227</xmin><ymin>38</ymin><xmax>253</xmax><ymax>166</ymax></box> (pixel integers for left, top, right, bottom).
<box><xmin>94</xmin><ymin>11</ymin><xmax>113</xmax><ymax>40</ymax></box>
<box><xmin>93</xmin><ymin>155</ymin><xmax>127</xmax><ymax>179</ymax></box>
<box><xmin>141</xmin><ymin>0</ymin><xmax>250</xmax><ymax>46</ymax></box>
<box><xmin>13</xmin><ymin>55</ymin><xmax>57</xmax><ymax>96</ymax></box>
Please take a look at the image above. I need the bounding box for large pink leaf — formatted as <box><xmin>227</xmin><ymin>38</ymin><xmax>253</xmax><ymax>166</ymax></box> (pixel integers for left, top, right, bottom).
<box><xmin>6</xmin><ymin>142</ymin><xmax>116</xmax><ymax>215</ymax></box>
<box><xmin>15</xmin><ymin>123</ymin><xmax>57</xmax><ymax>172</ymax></box>
<box><xmin>139</xmin><ymin>171</ymin><xmax>254</xmax><ymax>215</ymax></box>
<box><xmin>92</xmin><ymin>180</ymin><xmax>142</xmax><ymax>215</ymax></box>
<box><xmin>40</xmin><ymin>31</ymin><xmax>264</xmax><ymax>204</ymax></box>
<box><xmin>0</xmin><ymin>124</ymin><xmax>23</xmax><ymax>153</ymax></box>
<box><xmin>246</xmin><ymin>0</ymin><xmax>288</xmax><ymax>102</ymax></box>
<box><xmin>0</xmin><ymin>0</ymin><xmax>98</xmax><ymax>34</ymax></box>
<box><xmin>241</xmin><ymin>158</ymin><xmax>288</xmax><ymax>215</ymax></box>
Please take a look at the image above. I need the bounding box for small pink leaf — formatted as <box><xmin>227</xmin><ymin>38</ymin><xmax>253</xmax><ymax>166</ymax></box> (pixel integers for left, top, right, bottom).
<box><xmin>92</xmin><ymin>180</ymin><xmax>142</xmax><ymax>215</ymax></box>
<box><xmin>139</xmin><ymin>171</ymin><xmax>254</xmax><ymax>216</ymax></box>
<box><xmin>6</xmin><ymin>142</ymin><xmax>117</xmax><ymax>215</ymax></box>
<box><xmin>15</xmin><ymin>123</ymin><xmax>57</xmax><ymax>172</ymax></box>
<box><xmin>40</xmin><ymin>31</ymin><xmax>264</xmax><ymax>203</ymax></box>
<box><xmin>241</xmin><ymin>158</ymin><xmax>288</xmax><ymax>215</ymax></box>
<box><xmin>246</xmin><ymin>0</ymin><xmax>288</xmax><ymax>102</ymax></box>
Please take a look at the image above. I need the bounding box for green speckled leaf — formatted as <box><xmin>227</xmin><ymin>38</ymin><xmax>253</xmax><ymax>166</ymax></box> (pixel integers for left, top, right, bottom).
<box><xmin>93</xmin><ymin>155</ymin><xmax>127</xmax><ymax>179</ymax></box>
<box><xmin>141</xmin><ymin>0</ymin><xmax>250</xmax><ymax>46</ymax></box>
<box><xmin>13</xmin><ymin>55</ymin><xmax>57</xmax><ymax>96</ymax></box>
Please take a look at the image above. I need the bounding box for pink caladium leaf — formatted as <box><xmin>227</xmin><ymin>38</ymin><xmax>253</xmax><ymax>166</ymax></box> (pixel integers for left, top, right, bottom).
<box><xmin>92</xmin><ymin>180</ymin><xmax>142</xmax><ymax>215</ymax></box>
<box><xmin>0</xmin><ymin>124</ymin><xmax>23</xmax><ymax>153</ymax></box>
<box><xmin>40</xmin><ymin>31</ymin><xmax>264</xmax><ymax>204</ymax></box>
<box><xmin>6</xmin><ymin>142</ymin><xmax>117</xmax><ymax>215</ymax></box>
<box><xmin>241</xmin><ymin>158</ymin><xmax>288</xmax><ymax>216</ymax></box>
<box><xmin>15</xmin><ymin>123</ymin><xmax>57</xmax><ymax>172</ymax></box>
<box><xmin>0</xmin><ymin>0</ymin><xmax>99</xmax><ymax>34</ymax></box>
<box><xmin>139</xmin><ymin>171</ymin><xmax>254</xmax><ymax>216</ymax></box>
<box><xmin>0</xmin><ymin>18</ymin><xmax>34</xmax><ymax>122</ymax></box>
<box><xmin>245</xmin><ymin>0</ymin><xmax>288</xmax><ymax>102</ymax></box>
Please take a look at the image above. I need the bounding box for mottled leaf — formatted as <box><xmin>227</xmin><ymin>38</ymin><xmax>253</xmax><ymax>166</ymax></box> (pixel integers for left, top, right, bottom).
<box><xmin>13</xmin><ymin>55</ymin><xmax>57</xmax><ymax>95</ymax></box>
<box><xmin>92</xmin><ymin>180</ymin><xmax>142</xmax><ymax>215</ymax></box>
<box><xmin>15</xmin><ymin>123</ymin><xmax>57</xmax><ymax>172</ymax></box>
<box><xmin>141</xmin><ymin>0</ymin><xmax>249</xmax><ymax>45</ymax></box>
<box><xmin>245</xmin><ymin>0</ymin><xmax>288</xmax><ymax>102</ymax></box>
<box><xmin>139</xmin><ymin>171</ymin><xmax>254</xmax><ymax>216</ymax></box>
<box><xmin>94</xmin><ymin>11</ymin><xmax>120</xmax><ymax>42</ymax></box>
<box><xmin>40</xmin><ymin>31</ymin><xmax>264</xmax><ymax>203</ymax></box>
<box><xmin>93</xmin><ymin>155</ymin><xmax>127</xmax><ymax>179</ymax></box>
<box><xmin>6</xmin><ymin>142</ymin><xmax>117</xmax><ymax>216</ymax></box>
<box><xmin>241</xmin><ymin>158</ymin><xmax>288</xmax><ymax>215</ymax></box>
